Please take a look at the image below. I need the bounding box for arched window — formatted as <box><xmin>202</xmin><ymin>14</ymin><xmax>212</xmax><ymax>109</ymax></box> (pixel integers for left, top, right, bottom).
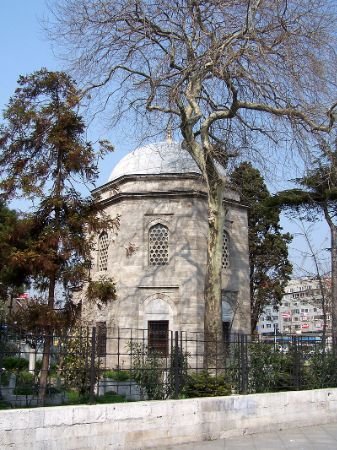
<box><xmin>98</xmin><ymin>231</ymin><xmax>109</xmax><ymax>271</ymax></box>
<box><xmin>149</xmin><ymin>223</ymin><xmax>169</xmax><ymax>265</ymax></box>
<box><xmin>222</xmin><ymin>230</ymin><xmax>229</xmax><ymax>270</ymax></box>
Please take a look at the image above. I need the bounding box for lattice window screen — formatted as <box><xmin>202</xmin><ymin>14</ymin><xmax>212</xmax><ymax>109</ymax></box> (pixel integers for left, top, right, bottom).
<box><xmin>149</xmin><ymin>223</ymin><xmax>169</xmax><ymax>265</ymax></box>
<box><xmin>98</xmin><ymin>232</ymin><xmax>109</xmax><ymax>271</ymax></box>
<box><xmin>222</xmin><ymin>230</ymin><xmax>229</xmax><ymax>270</ymax></box>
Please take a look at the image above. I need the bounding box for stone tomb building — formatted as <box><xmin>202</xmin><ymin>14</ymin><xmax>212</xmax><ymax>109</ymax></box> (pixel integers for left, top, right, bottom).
<box><xmin>82</xmin><ymin>141</ymin><xmax>250</xmax><ymax>358</ymax></box>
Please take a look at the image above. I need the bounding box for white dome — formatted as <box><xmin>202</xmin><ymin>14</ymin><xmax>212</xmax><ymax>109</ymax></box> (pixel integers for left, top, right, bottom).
<box><xmin>108</xmin><ymin>141</ymin><xmax>201</xmax><ymax>181</ymax></box>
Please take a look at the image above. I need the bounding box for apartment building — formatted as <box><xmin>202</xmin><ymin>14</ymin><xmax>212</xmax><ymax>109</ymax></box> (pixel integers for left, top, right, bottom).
<box><xmin>257</xmin><ymin>278</ymin><xmax>331</xmax><ymax>336</ymax></box>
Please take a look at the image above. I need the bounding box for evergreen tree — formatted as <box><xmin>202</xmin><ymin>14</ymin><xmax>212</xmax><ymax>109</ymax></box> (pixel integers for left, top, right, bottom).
<box><xmin>0</xmin><ymin>202</ymin><xmax>30</xmax><ymax>319</ymax></box>
<box><xmin>230</xmin><ymin>162</ymin><xmax>292</xmax><ymax>333</ymax></box>
<box><xmin>272</xmin><ymin>137</ymin><xmax>337</xmax><ymax>339</ymax></box>
<box><xmin>0</xmin><ymin>69</ymin><xmax>118</xmax><ymax>403</ymax></box>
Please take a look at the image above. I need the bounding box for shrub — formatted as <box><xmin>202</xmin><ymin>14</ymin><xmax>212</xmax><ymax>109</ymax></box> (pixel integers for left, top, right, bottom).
<box><xmin>184</xmin><ymin>371</ymin><xmax>231</xmax><ymax>398</ymax></box>
<box><xmin>0</xmin><ymin>399</ymin><xmax>11</xmax><ymax>410</ymax></box>
<box><xmin>129</xmin><ymin>342</ymin><xmax>166</xmax><ymax>400</ymax></box>
<box><xmin>3</xmin><ymin>356</ymin><xmax>29</xmax><ymax>372</ymax></box>
<box><xmin>128</xmin><ymin>342</ymin><xmax>190</xmax><ymax>400</ymax></box>
<box><xmin>60</xmin><ymin>327</ymin><xmax>100</xmax><ymax>396</ymax></box>
<box><xmin>103</xmin><ymin>370</ymin><xmax>130</xmax><ymax>382</ymax></box>
<box><xmin>86</xmin><ymin>276</ymin><xmax>117</xmax><ymax>304</ymax></box>
<box><xmin>65</xmin><ymin>390</ymin><xmax>127</xmax><ymax>405</ymax></box>
<box><xmin>246</xmin><ymin>342</ymin><xmax>309</xmax><ymax>393</ymax></box>
<box><xmin>46</xmin><ymin>385</ymin><xmax>62</xmax><ymax>395</ymax></box>
<box><xmin>306</xmin><ymin>348</ymin><xmax>337</xmax><ymax>389</ymax></box>
<box><xmin>65</xmin><ymin>390</ymin><xmax>84</xmax><ymax>405</ymax></box>
<box><xmin>0</xmin><ymin>371</ymin><xmax>10</xmax><ymax>386</ymax></box>
<box><xmin>167</xmin><ymin>345</ymin><xmax>190</xmax><ymax>398</ymax></box>
<box><xmin>96</xmin><ymin>391</ymin><xmax>127</xmax><ymax>403</ymax></box>
<box><xmin>13</xmin><ymin>371</ymin><xmax>36</xmax><ymax>396</ymax></box>
<box><xmin>248</xmin><ymin>343</ymin><xmax>288</xmax><ymax>393</ymax></box>
<box><xmin>1</xmin><ymin>341</ymin><xmax>20</xmax><ymax>357</ymax></box>
<box><xmin>34</xmin><ymin>359</ymin><xmax>42</xmax><ymax>375</ymax></box>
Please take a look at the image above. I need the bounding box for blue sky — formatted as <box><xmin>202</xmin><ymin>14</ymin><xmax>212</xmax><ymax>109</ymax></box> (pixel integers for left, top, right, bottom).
<box><xmin>0</xmin><ymin>0</ymin><xmax>330</xmax><ymax>276</ymax></box>
<box><xmin>0</xmin><ymin>0</ymin><xmax>133</xmax><ymax>185</ymax></box>
<box><xmin>1</xmin><ymin>1</ymin><xmax>57</xmax><ymax>108</ymax></box>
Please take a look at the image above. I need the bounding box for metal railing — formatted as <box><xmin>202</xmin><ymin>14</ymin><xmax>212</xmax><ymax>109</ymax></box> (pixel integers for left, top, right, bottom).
<box><xmin>1</xmin><ymin>324</ymin><xmax>337</xmax><ymax>408</ymax></box>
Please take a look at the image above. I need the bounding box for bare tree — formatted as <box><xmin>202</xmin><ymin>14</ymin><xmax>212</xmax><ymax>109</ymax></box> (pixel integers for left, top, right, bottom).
<box><xmin>292</xmin><ymin>220</ymin><xmax>330</xmax><ymax>343</ymax></box>
<box><xmin>271</xmin><ymin>135</ymin><xmax>337</xmax><ymax>339</ymax></box>
<box><xmin>47</xmin><ymin>0</ymin><xmax>337</xmax><ymax>367</ymax></box>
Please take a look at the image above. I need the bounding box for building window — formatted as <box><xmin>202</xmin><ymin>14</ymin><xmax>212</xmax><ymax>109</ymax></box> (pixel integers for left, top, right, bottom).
<box><xmin>96</xmin><ymin>321</ymin><xmax>107</xmax><ymax>357</ymax></box>
<box><xmin>222</xmin><ymin>230</ymin><xmax>229</xmax><ymax>270</ymax></box>
<box><xmin>149</xmin><ymin>223</ymin><xmax>169</xmax><ymax>265</ymax></box>
<box><xmin>98</xmin><ymin>232</ymin><xmax>109</xmax><ymax>271</ymax></box>
<box><xmin>148</xmin><ymin>320</ymin><xmax>169</xmax><ymax>356</ymax></box>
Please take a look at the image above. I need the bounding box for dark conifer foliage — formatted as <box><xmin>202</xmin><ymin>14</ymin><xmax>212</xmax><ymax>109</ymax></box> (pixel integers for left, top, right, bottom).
<box><xmin>0</xmin><ymin>202</ymin><xmax>30</xmax><ymax>307</ymax></box>
<box><xmin>0</xmin><ymin>69</ymin><xmax>118</xmax><ymax>403</ymax></box>
<box><xmin>272</xmin><ymin>137</ymin><xmax>337</xmax><ymax>339</ymax></box>
<box><xmin>230</xmin><ymin>162</ymin><xmax>292</xmax><ymax>333</ymax></box>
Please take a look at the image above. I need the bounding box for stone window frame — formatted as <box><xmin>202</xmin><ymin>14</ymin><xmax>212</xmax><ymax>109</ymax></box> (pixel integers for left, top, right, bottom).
<box><xmin>148</xmin><ymin>222</ymin><xmax>169</xmax><ymax>266</ymax></box>
<box><xmin>98</xmin><ymin>231</ymin><xmax>109</xmax><ymax>271</ymax></box>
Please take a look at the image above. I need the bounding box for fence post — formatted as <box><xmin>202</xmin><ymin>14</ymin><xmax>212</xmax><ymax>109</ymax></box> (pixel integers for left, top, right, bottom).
<box><xmin>0</xmin><ymin>324</ymin><xmax>4</xmax><ymax>400</ymax></box>
<box><xmin>291</xmin><ymin>336</ymin><xmax>300</xmax><ymax>390</ymax></box>
<box><xmin>89</xmin><ymin>327</ymin><xmax>96</xmax><ymax>404</ymax></box>
<box><xmin>240</xmin><ymin>334</ymin><xmax>248</xmax><ymax>394</ymax></box>
<box><xmin>117</xmin><ymin>327</ymin><xmax>120</xmax><ymax>369</ymax></box>
<box><xmin>173</xmin><ymin>331</ymin><xmax>180</xmax><ymax>399</ymax></box>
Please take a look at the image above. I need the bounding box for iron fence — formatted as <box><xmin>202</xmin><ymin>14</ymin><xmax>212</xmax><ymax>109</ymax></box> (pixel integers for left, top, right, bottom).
<box><xmin>1</xmin><ymin>324</ymin><xmax>337</xmax><ymax>408</ymax></box>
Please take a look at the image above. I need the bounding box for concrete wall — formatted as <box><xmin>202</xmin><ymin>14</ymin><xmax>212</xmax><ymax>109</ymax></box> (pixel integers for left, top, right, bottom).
<box><xmin>1</xmin><ymin>389</ymin><xmax>337</xmax><ymax>449</ymax></box>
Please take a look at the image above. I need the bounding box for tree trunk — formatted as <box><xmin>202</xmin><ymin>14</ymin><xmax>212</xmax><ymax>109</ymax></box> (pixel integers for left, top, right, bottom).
<box><xmin>250</xmin><ymin>268</ymin><xmax>259</xmax><ymax>334</ymax></box>
<box><xmin>323</xmin><ymin>208</ymin><xmax>337</xmax><ymax>342</ymax></box>
<box><xmin>251</xmin><ymin>306</ymin><xmax>259</xmax><ymax>336</ymax></box>
<box><xmin>38</xmin><ymin>275</ymin><xmax>56</xmax><ymax>405</ymax></box>
<box><xmin>330</xmin><ymin>223</ymin><xmax>337</xmax><ymax>342</ymax></box>
<box><xmin>204</xmin><ymin>179</ymin><xmax>225</xmax><ymax>370</ymax></box>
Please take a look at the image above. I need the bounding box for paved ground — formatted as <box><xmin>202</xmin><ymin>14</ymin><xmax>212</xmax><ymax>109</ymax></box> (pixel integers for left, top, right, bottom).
<box><xmin>163</xmin><ymin>422</ymin><xmax>337</xmax><ymax>449</ymax></box>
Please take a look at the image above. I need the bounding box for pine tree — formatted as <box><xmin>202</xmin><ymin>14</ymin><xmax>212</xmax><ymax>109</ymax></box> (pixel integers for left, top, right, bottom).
<box><xmin>0</xmin><ymin>69</ymin><xmax>118</xmax><ymax>403</ymax></box>
<box><xmin>230</xmin><ymin>162</ymin><xmax>292</xmax><ymax>333</ymax></box>
<box><xmin>0</xmin><ymin>202</ymin><xmax>30</xmax><ymax>319</ymax></box>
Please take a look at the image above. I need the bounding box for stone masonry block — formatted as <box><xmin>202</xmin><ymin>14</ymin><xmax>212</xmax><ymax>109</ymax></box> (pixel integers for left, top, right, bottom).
<box><xmin>43</xmin><ymin>405</ymin><xmax>74</xmax><ymax>427</ymax></box>
<box><xmin>72</xmin><ymin>404</ymin><xmax>107</xmax><ymax>425</ymax></box>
